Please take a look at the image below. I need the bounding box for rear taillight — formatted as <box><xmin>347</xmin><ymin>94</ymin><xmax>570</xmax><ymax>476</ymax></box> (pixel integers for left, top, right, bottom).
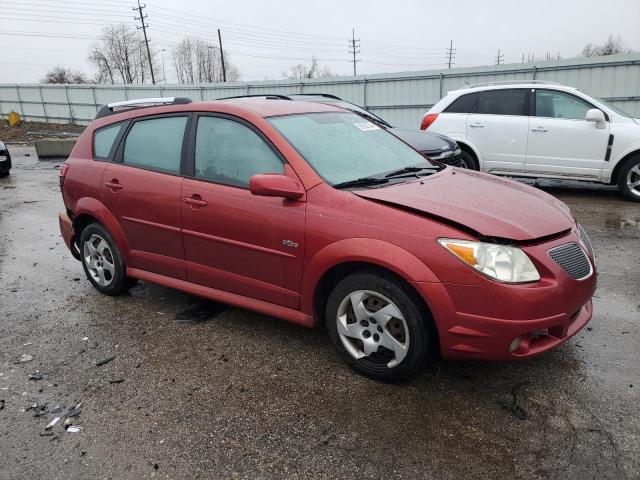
<box><xmin>59</xmin><ymin>163</ymin><xmax>69</xmax><ymax>190</ymax></box>
<box><xmin>420</xmin><ymin>113</ymin><xmax>439</xmax><ymax>130</ymax></box>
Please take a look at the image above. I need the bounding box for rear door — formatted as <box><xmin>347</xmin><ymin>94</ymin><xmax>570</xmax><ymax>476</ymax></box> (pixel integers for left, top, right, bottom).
<box><xmin>101</xmin><ymin>114</ymin><xmax>190</xmax><ymax>279</ymax></box>
<box><xmin>525</xmin><ymin>89</ymin><xmax>610</xmax><ymax>178</ymax></box>
<box><xmin>465</xmin><ymin>88</ymin><xmax>530</xmax><ymax>172</ymax></box>
<box><xmin>181</xmin><ymin>114</ymin><xmax>306</xmax><ymax>309</ymax></box>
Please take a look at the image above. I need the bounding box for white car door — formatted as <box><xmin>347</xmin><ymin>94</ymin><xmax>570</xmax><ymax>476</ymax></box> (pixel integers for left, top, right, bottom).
<box><xmin>525</xmin><ymin>89</ymin><xmax>610</xmax><ymax>178</ymax></box>
<box><xmin>465</xmin><ymin>89</ymin><xmax>529</xmax><ymax>172</ymax></box>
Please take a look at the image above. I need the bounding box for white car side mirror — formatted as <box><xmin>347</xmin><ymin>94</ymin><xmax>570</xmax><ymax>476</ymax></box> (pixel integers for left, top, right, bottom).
<box><xmin>586</xmin><ymin>109</ymin><xmax>606</xmax><ymax>129</ymax></box>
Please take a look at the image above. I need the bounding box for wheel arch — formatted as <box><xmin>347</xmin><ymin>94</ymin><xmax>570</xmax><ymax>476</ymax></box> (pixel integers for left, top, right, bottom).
<box><xmin>609</xmin><ymin>149</ymin><xmax>640</xmax><ymax>185</ymax></box>
<box><xmin>302</xmin><ymin>238</ymin><xmax>440</xmax><ymax>326</ymax></box>
<box><xmin>73</xmin><ymin>197</ymin><xmax>130</xmax><ymax>262</ymax></box>
<box><xmin>455</xmin><ymin>140</ymin><xmax>481</xmax><ymax>169</ymax></box>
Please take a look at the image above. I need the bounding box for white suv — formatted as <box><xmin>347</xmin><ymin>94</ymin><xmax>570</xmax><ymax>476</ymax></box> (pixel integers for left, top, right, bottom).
<box><xmin>421</xmin><ymin>81</ymin><xmax>640</xmax><ymax>201</ymax></box>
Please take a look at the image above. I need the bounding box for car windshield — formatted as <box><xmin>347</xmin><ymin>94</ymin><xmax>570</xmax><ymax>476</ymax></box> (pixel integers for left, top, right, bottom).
<box><xmin>269</xmin><ymin>112</ymin><xmax>434</xmax><ymax>186</ymax></box>
<box><xmin>579</xmin><ymin>90</ymin><xmax>634</xmax><ymax>118</ymax></box>
<box><xmin>328</xmin><ymin>100</ymin><xmax>392</xmax><ymax>127</ymax></box>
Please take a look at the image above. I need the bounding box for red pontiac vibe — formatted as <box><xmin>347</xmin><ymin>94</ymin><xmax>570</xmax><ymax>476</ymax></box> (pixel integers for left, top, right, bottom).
<box><xmin>58</xmin><ymin>97</ymin><xmax>596</xmax><ymax>381</ymax></box>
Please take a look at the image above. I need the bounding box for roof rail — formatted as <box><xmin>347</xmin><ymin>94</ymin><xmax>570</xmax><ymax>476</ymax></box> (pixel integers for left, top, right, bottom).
<box><xmin>218</xmin><ymin>94</ymin><xmax>293</xmax><ymax>101</ymax></box>
<box><xmin>462</xmin><ymin>80</ymin><xmax>561</xmax><ymax>89</ymax></box>
<box><xmin>94</xmin><ymin>97</ymin><xmax>192</xmax><ymax>119</ymax></box>
<box><xmin>287</xmin><ymin>93</ymin><xmax>342</xmax><ymax>100</ymax></box>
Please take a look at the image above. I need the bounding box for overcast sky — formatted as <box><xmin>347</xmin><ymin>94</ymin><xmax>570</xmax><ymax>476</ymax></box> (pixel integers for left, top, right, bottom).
<box><xmin>1</xmin><ymin>0</ymin><xmax>639</xmax><ymax>83</ymax></box>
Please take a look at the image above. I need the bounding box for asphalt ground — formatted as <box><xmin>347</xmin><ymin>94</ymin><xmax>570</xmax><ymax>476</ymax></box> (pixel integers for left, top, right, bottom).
<box><xmin>1</xmin><ymin>146</ymin><xmax>638</xmax><ymax>479</ymax></box>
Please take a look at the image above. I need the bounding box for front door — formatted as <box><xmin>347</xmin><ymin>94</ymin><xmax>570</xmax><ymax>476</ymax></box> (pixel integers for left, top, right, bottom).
<box><xmin>525</xmin><ymin>89</ymin><xmax>610</xmax><ymax>178</ymax></box>
<box><xmin>181</xmin><ymin>114</ymin><xmax>305</xmax><ymax>309</ymax></box>
<box><xmin>101</xmin><ymin>115</ymin><xmax>189</xmax><ymax>279</ymax></box>
<box><xmin>466</xmin><ymin>88</ymin><xmax>530</xmax><ymax>172</ymax></box>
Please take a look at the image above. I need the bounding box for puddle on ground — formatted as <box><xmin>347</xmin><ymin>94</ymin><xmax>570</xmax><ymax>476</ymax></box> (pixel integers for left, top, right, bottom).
<box><xmin>174</xmin><ymin>300</ymin><xmax>226</xmax><ymax>324</ymax></box>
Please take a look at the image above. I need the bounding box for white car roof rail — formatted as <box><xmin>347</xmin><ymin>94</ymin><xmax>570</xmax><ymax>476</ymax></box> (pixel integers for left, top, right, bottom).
<box><xmin>95</xmin><ymin>97</ymin><xmax>192</xmax><ymax>119</ymax></box>
<box><xmin>462</xmin><ymin>80</ymin><xmax>561</xmax><ymax>89</ymax></box>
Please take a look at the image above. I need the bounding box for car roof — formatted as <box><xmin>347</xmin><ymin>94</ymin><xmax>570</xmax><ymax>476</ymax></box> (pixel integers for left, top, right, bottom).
<box><xmin>217</xmin><ymin>98</ymin><xmax>343</xmax><ymax>116</ymax></box>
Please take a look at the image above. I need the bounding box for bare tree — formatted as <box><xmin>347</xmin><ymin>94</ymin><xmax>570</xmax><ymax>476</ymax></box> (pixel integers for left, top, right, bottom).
<box><xmin>583</xmin><ymin>35</ymin><xmax>629</xmax><ymax>57</ymax></box>
<box><xmin>172</xmin><ymin>37</ymin><xmax>239</xmax><ymax>84</ymax></box>
<box><xmin>88</xmin><ymin>24</ymin><xmax>158</xmax><ymax>84</ymax></box>
<box><xmin>42</xmin><ymin>66</ymin><xmax>89</xmax><ymax>84</ymax></box>
<box><xmin>283</xmin><ymin>56</ymin><xmax>332</xmax><ymax>80</ymax></box>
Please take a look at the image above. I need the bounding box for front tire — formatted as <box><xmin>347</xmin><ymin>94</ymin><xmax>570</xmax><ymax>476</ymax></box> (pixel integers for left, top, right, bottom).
<box><xmin>79</xmin><ymin>223</ymin><xmax>134</xmax><ymax>295</ymax></box>
<box><xmin>326</xmin><ymin>270</ymin><xmax>431</xmax><ymax>382</ymax></box>
<box><xmin>617</xmin><ymin>155</ymin><xmax>640</xmax><ymax>202</ymax></box>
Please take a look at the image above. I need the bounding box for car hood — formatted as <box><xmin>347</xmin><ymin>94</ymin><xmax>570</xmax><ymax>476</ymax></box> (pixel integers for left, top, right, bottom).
<box><xmin>355</xmin><ymin>168</ymin><xmax>573</xmax><ymax>241</ymax></box>
<box><xmin>389</xmin><ymin>127</ymin><xmax>457</xmax><ymax>154</ymax></box>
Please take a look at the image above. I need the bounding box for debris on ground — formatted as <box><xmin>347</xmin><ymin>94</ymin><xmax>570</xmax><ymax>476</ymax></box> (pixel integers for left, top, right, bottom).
<box><xmin>28</xmin><ymin>372</ymin><xmax>43</xmax><ymax>381</ymax></box>
<box><xmin>0</xmin><ymin>121</ymin><xmax>85</xmax><ymax>143</ymax></box>
<box><xmin>175</xmin><ymin>301</ymin><xmax>226</xmax><ymax>324</ymax></box>
<box><xmin>18</xmin><ymin>354</ymin><xmax>33</xmax><ymax>363</ymax></box>
<box><xmin>95</xmin><ymin>356</ymin><xmax>116</xmax><ymax>366</ymax></box>
<box><xmin>498</xmin><ymin>382</ymin><xmax>529</xmax><ymax>420</ymax></box>
<box><xmin>66</xmin><ymin>425</ymin><xmax>82</xmax><ymax>433</ymax></box>
<box><xmin>0</xmin><ymin>399</ymin><xmax>4</xmax><ymax>411</ymax></box>
<box><xmin>44</xmin><ymin>417</ymin><xmax>60</xmax><ymax>430</ymax></box>
<box><xmin>109</xmin><ymin>378</ymin><xmax>125</xmax><ymax>384</ymax></box>
<box><xmin>64</xmin><ymin>405</ymin><xmax>81</xmax><ymax>419</ymax></box>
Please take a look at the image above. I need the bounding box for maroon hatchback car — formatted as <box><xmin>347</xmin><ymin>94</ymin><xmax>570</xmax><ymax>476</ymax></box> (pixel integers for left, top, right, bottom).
<box><xmin>58</xmin><ymin>97</ymin><xmax>596</xmax><ymax>381</ymax></box>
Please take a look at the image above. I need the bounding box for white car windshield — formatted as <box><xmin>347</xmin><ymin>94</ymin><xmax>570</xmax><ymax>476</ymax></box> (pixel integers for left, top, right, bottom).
<box><xmin>269</xmin><ymin>112</ymin><xmax>435</xmax><ymax>186</ymax></box>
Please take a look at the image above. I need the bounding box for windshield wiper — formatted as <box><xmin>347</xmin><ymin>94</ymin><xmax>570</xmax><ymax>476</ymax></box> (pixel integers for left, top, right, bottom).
<box><xmin>332</xmin><ymin>177</ymin><xmax>389</xmax><ymax>189</ymax></box>
<box><xmin>384</xmin><ymin>165</ymin><xmax>441</xmax><ymax>178</ymax></box>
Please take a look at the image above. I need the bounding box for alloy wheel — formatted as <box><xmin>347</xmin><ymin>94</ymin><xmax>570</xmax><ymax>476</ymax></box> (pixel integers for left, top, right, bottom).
<box><xmin>336</xmin><ymin>290</ymin><xmax>410</xmax><ymax>368</ymax></box>
<box><xmin>83</xmin><ymin>233</ymin><xmax>115</xmax><ymax>287</ymax></box>
<box><xmin>626</xmin><ymin>164</ymin><xmax>640</xmax><ymax>198</ymax></box>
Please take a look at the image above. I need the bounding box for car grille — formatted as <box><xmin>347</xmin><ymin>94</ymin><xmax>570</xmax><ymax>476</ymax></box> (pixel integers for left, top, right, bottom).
<box><xmin>434</xmin><ymin>153</ymin><xmax>463</xmax><ymax>167</ymax></box>
<box><xmin>548</xmin><ymin>243</ymin><xmax>592</xmax><ymax>280</ymax></box>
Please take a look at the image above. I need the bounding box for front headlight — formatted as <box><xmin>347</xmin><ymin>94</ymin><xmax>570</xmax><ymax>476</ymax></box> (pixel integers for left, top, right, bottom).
<box><xmin>0</xmin><ymin>141</ymin><xmax>5</xmax><ymax>150</ymax></box>
<box><xmin>577</xmin><ymin>223</ymin><xmax>595</xmax><ymax>260</ymax></box>
<box><xmin>437</xmin><ymin>238</ymin><xmax>540</xmax><ymax>283</ymax></box>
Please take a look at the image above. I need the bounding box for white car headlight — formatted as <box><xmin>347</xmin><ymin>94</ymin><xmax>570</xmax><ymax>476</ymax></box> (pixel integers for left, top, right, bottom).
<box><xmin>437</xmin><ymin>238</ymin><xmax>540</xmax><ymax>283</ymax></box>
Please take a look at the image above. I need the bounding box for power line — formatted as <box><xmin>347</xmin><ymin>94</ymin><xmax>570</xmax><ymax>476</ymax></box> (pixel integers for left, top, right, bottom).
<box><xmin>133</xmin><ymin>0</ymin><xmax>155</xmax><ymax>84</ymax></box>
<box><xmin>446</xmin><ymin>40</ymin><xmax>456</xmax><ymax>68</ymax></box>
<box><xmin>349</xmin><ymin>28</ymin><xmax>360</xmax><ymax>76</ymax></box>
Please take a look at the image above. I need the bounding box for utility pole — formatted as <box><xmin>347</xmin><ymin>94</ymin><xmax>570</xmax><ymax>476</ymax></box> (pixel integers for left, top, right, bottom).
<box><xmin>218</xmin><ymin>29</ymin><xmax>226</xmax><ymax>82</ymax></box>
<box><xmin>349</xmin><ymin>28</ymin><xmax>361</xmax><ymax>76</ymax></box>
<box><xmin>134</xmin><ymin>0</ymin><xmax>155</xmax><ymax>84</ymax></box>
<box><xmin>446</xmin><ymin>40</ymin><xmax>456</xmax><ymax>69</ymax></box>
<box><xmin>495</xmin><ymin>48</ymin><xmax>504</xmax><ymax>65</ymax></box>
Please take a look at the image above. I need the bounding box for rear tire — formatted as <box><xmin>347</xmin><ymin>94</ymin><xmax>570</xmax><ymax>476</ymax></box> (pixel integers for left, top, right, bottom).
<box><xmin>79</xmin><ymin>223</ymin><xmax>135</xmax><ymax>295</ymax></box>
<box><xmin>617</xmin><ymin>155</ymin><xmax>640</xmax><ymax>202</ymax></box>
<box><xmin>325</xmin><ymin>270</ymin><xmax>431</xmax><ymax>382</ymax></box>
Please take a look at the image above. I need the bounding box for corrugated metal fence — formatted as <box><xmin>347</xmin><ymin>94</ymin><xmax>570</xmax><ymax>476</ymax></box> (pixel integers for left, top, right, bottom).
<box><xmin>1</xmin><ymin>53</ymin><xmax>639</xmax><ymax>129</ymax></box>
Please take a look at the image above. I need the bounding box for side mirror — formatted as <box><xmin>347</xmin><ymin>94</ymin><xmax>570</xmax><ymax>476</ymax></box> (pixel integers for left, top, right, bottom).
<box><xmin>586</xmin><ymin>109</ymin><xmax>606</xmax><ymax>129</ymax></box>
<box><xmin>249</xmin><ymin>174</ymin><xmax>304</xmax><ymax>200</ymax></box>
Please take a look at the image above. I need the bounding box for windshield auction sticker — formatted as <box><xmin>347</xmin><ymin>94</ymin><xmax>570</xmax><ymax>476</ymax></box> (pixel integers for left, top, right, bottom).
<box><xmin>353</xmin><ymin>122</ymin><xmax>380</xmax><ymax>131</ymax></box>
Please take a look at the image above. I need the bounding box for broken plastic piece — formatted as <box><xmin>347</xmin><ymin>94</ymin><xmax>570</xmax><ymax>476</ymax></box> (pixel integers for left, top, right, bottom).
<box><xmin>66</xmin><ymin>425</ymin><xmax>82</xmax><ymax>433</ymax></box>
<box><xmin>45</xmin><ymin>417</ymin><xmax>60</xmax><ymax>430</ymax></box>
<box><xmin>19</xmin><ymin>354</ymin><xmax>34</xmax><ymax>363</ymax></box>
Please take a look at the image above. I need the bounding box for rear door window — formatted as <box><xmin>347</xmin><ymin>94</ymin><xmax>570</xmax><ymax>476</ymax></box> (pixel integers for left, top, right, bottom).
<box><xmin>122</xmin><ymin>116</ymin><xmax>188</xmax><ymax>174</ymax></box>
<box><xmin>93</xmin><ymin>123</ymin><xmax>124</xmax><ymax>159</ymax></box>
<box><xmin>475</xmin><ymin>89</ymin><xmax>528</xmax><ymax>116</ymax></box>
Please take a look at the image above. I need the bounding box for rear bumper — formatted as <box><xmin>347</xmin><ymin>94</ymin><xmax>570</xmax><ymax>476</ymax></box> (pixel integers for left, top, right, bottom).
<box><xmin>59</xmin><ymin>210</ymin><xmax>80</xmax><ymax>260</ymax></box>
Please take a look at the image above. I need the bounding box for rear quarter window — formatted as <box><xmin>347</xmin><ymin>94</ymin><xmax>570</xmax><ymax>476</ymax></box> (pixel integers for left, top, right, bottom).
<box><xmin>93</xmin><ymin>123</ymin><xmax>124</xmax><ymax>159</ymax></box>
<box><xmin>444</xmin><ymin>92</ymin><xmax>480</xmax><ymax>113</ymax></box>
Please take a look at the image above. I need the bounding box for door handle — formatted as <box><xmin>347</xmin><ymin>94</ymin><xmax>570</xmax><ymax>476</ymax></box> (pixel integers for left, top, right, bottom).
<box><xmin>183</xmin><ymin>195</ymin><xmax>207</xmax><ymax>207</ymax></box>
<box><xmin>469</xmin><ymin>122</ymin><xmax>484</xmax><ymax>128</ymax></box>
<box><xmin>531</xmin><ymin>126</ymin><xmax>548</xmax><ymax>132</ymax></box>
<box><xmin>104</xmin><ymin>179</ymin><xmax>122</xmax><ymax>190</ymax></box>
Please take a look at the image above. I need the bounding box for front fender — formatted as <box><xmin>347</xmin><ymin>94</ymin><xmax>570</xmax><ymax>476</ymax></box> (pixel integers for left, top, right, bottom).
<box><xmin>301</xmin><ymin>238</ymin><xmax>440</xmax><ymax>315</ymax></box>
<box><xmin>449</xmin><ymin>137</ymin><xmax>483</xmax><ymax>167</ymax></box>
<box><xmin>74</xmin><ymin>197</ymin><xmax>130</xmax><ymax>262</ymax></box>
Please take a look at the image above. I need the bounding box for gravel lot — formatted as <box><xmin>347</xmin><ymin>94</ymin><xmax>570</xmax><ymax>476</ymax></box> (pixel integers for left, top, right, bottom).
<box><xmin>1</xmin><ymin>145</ymin><xmax>639</xmax><ymax>480</ymax></box>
